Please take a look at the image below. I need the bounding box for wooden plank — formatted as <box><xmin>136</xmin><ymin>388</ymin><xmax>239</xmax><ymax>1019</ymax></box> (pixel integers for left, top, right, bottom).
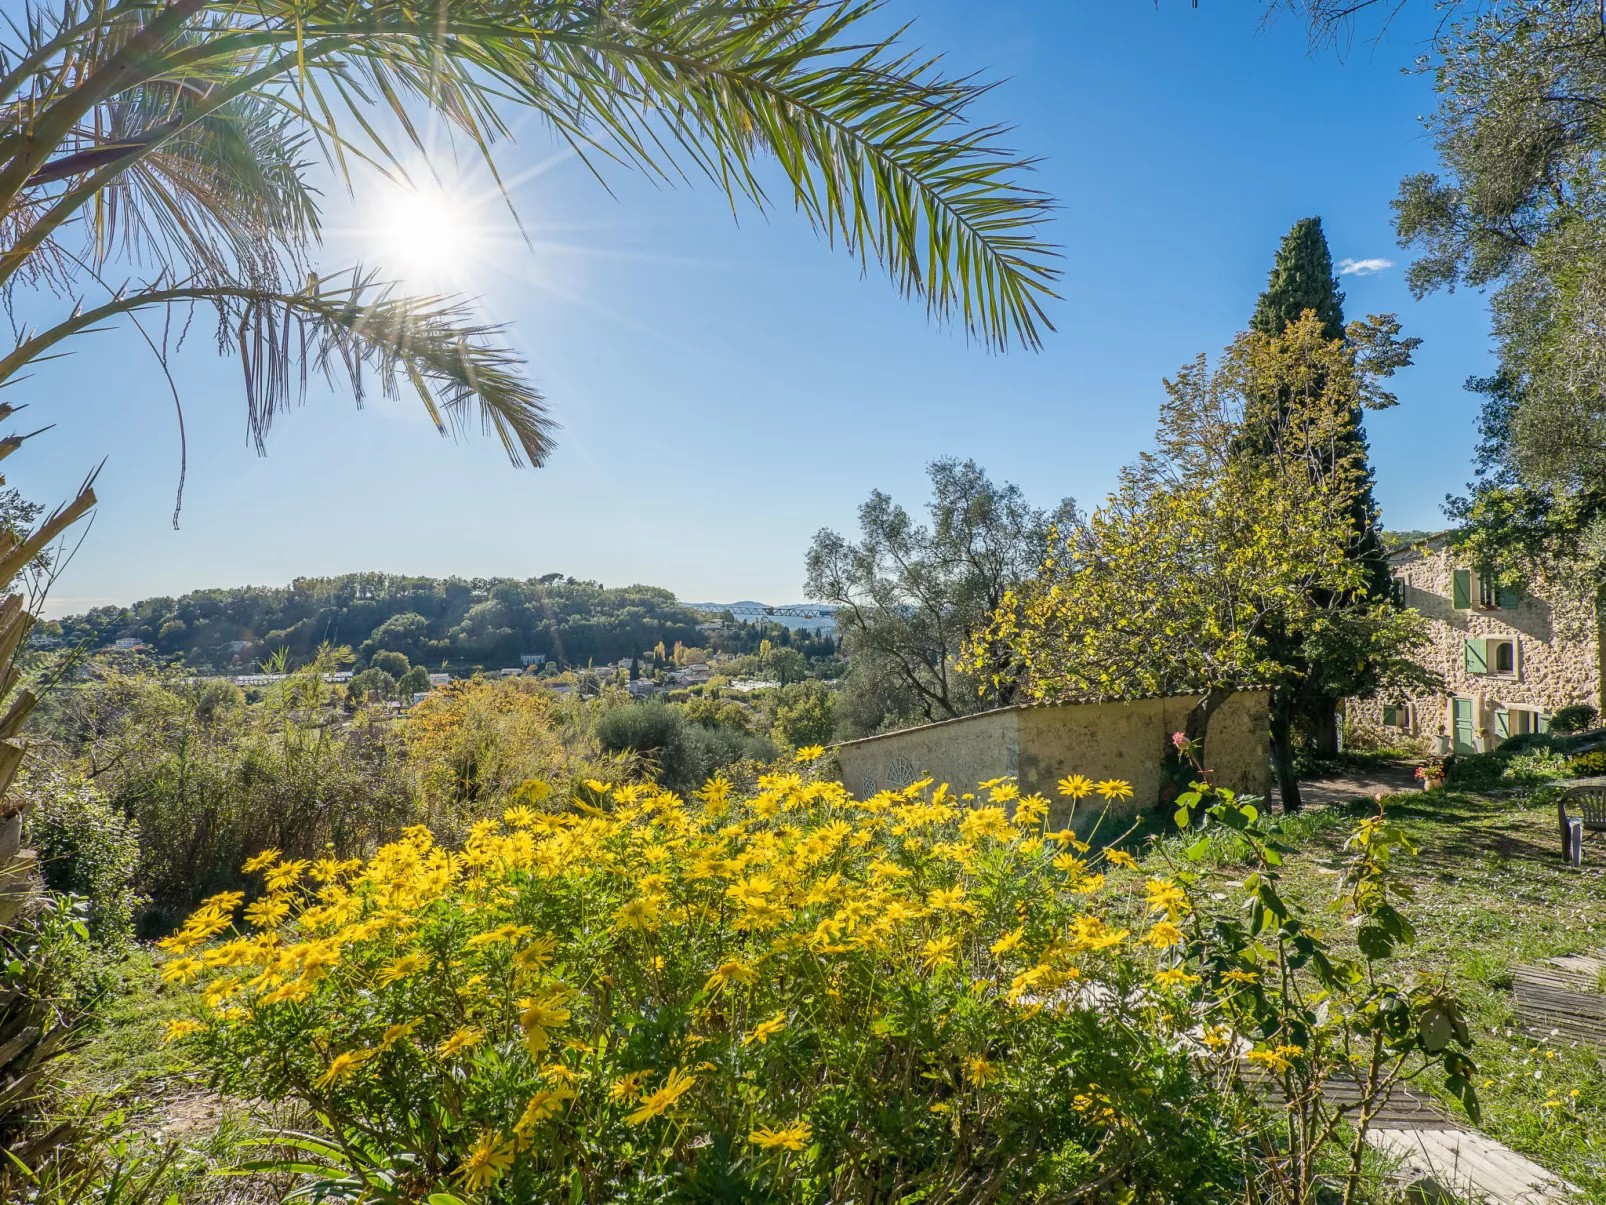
<box><xmin>1368</xmin><ymin>1128</ymin><xmax>1575</xmax><ymax>1204</ymax></box>
<box><xmin>1512</xmin><ymin>963</ymin><xmax>1606</xmax><ymax>1048</ymax></box>
<box><xmin>1241</xmin><ymin>1062</ymin><xmax>1460</xmax><ymax>1129</ymax></box>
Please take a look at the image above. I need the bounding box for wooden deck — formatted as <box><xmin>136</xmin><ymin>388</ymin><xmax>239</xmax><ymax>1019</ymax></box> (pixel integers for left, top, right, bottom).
<box><xmin>1368</xmin><ymin>1129</ymin><xmax>1575</xmax><ymax>1205</ymax></box>
<box><xmin>1513</xmin><ymin>955</ymin><xmax>1606</xmax><ymax>1048</ymax></box>
<box><xmin>1244</xmin><ymin>1059</ymin><xmax>1579</xmax><ymax>1200</ymax></box>
<box><xmin>1243</xmin><ymin>1064</ymin><xmax>1460</xmax><ymax>1130</ymax></box>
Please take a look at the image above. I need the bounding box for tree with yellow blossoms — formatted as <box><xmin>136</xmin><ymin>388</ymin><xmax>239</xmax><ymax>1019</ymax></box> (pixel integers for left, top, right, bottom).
<box><xmin>976</xmin><ymin>312</ymin><xmax>1436</xmax><ymax>808</ymax></box>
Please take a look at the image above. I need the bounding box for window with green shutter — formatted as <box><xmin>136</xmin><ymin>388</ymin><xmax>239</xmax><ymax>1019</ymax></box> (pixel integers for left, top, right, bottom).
<box><xmin>1497</xmin><ymin>584</ymin><xmax>1521</xmax><ymax>609</ymax></box>
<box><xmin>1452</xmin><ymin>569</ymin><xmax>1472</xmax><ymax>609</ymax></box>
<box><xmin>1537</xmin><ymin>713</ymin><xmax>1551</xmax><ymax>734</ymax></box>
<box><xmin>1464</xmin><ymin>638</ymin><xmax>1488</xmax><ymax>674</ymax></box>
<box><xmin>1494</xmin><ymin>709</ymin><xmax>1510</xmax><ymax>738</ymax></box>
<box><xmin>1383</xmin><ymin>705</ymin><xmax>1399</xmax><ymax>727</ymax></box>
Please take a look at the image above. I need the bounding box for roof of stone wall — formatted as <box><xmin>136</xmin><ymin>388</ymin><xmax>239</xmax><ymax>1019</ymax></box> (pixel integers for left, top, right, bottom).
<box><xmin>829</xmin><ymin>687</ymin><xmax>1271</xmax><ymax>750</ymax></box>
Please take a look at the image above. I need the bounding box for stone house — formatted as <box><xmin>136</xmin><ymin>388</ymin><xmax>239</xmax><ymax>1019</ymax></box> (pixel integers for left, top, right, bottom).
<box><xmin>833</xmin><ymin>691</ymin><xmax>1271</xmax><ymax>830</ymax></box>
<box><xmin>1347</xmin><ymin>536</ymin><xmax>1603</xmax><ymax>754</ymax></box>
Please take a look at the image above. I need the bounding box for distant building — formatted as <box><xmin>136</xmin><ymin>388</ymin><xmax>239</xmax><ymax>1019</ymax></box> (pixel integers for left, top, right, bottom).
<box><xmin>1348</xmin><ymin>536</ymin><xmax>1604</xmax><ymax>754</ymax></box>
<box><xmin>428</xmin><ymin>672</ymin><xmax>452</xmax><ymax>686</ymax></box>
<box><xmin>520</xmin><ymin>653</ymin><xmax>547</xmax><ymax>667</ymax></box>
<box><xmin>227</xmin><ymin>640</ymin><xmax>253</xmax><ymax>653</ymax></box>
<box><xmin>112</xmin><ymin>637</ymin><xmax>143</xmax><ymax>651</ymax></box>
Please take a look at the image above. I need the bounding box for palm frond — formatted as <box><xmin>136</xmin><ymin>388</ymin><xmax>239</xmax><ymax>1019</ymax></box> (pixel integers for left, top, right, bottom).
<box><xmin>0</xmin><ymin>272</ymin><xmax>555</xmax><ymax>466</ymax></box>
<box><xmin>225</xmin><ymin>271</ymin><xmax>555</xmax><ymax>467</ymax></box>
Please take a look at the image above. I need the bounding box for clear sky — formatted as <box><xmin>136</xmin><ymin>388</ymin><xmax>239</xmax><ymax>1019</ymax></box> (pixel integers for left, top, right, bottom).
<box><xmin>9</xmin><ymin>0</ymin><xmax>1494</xmax><ymax>618</ymax></box>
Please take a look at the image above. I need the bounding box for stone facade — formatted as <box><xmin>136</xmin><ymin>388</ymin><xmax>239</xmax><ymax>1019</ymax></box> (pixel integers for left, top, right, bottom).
<box><xmin>1346</xmin><ymin>537</ymin><xmax>1604</xmax><ymax>754</ymax></box>
<box><xmin>833</xmin><ymin>691</ymin><xmax>1271</xmax><ymax>832</ymax></box>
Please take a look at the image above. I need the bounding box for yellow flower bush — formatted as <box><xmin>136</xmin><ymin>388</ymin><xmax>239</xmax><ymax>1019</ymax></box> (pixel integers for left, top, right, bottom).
<box><xmin>167</xmin><ymin>770</ymin><xmax>1249</xmax><ymax>1202</ymax></box>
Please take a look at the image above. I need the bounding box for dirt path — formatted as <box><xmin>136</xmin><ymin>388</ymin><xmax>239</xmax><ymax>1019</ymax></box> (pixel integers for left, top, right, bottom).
<box><xmin>1269</xmin><ymin>762</ymin><xmax>1422</xmax><ymax>810</ymax></box>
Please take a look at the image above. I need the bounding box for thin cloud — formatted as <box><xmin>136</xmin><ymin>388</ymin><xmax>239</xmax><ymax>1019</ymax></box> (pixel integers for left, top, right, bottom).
<box><xmin>1337</xmin><ymin>257</ymin><xmax>1394</xmax><ymax>276</ymax></box>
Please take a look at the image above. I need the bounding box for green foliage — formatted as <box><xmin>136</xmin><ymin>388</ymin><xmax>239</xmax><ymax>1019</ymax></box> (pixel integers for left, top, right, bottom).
<box><xmin>807</xmin><ymin>458</ymin><xmax>1077</xmax><ymax>734</ymax></box>
<box><xmin>1162</xmin><ymin>783</ymin><xmax>1480</xmax><ymax>1203</ymax></box>
<box><xmin>347</xmin><ymin>668</ymin><xmax>397</xmax><ymax>703</ymax></box>
<box><xmin>1382</xmin><ymin>1</ymin><xmax>1606</xmax><ymax>498</ymax></box>
<box><xmin>1249</xmin><ymin>216</ymin><xmax>1346</xmax><ymax>342</ymax></box>
<box><xmin>0</xmin><ymin>895</ymin><xmax>99</xmax><ymax>1169</ymax></box>
<box><xmin>369</xmin><ymin>650</ymin><xmax>411</xmax><ymax>678</ymax></box>
<box><xmin>25</xmin><ymin>774</ymin><xmax>142</xmax><ymax>948</ymax></box>
<box><xmin>398</xmin><ymin>665</ymin><xmax>433</xmax><ymax>697</ymax></box>
<box><xmin>593</xmin><ymin>701</ymin><xmax>775</xmax><ymax>796</ymax></box>
<box><xmin>31</xmin><ymin>667</ymin><xmax>415</xmax><ymax>924</ymax></box>
<box><xmin>768</xmin><ymin>681</ymin><xmax>835</xmax><ymax>750</ymax></box>
<box><xmin>1549</xmin><ymin>704</ymin><xmax>1598</xmax><ymax>735</ymax></box>
<box><xmin>1243</xmin><ymin>218</ymin><xmax>1402</xmax><ymax>771</ymax></box>
<box><xmin>1445</xmin><ymin>740</ymin><xmax>1572</xmax><ymax>791</ymax></box>
<box><xmin>1564</xmin><ymin>749</ymin><xmax>1606</xmax><ymax>777</ymax></box>
<box><xmin>55</xmin><ymin>576</ymin><xmax>708</xmax><ymax>674</ymax></box>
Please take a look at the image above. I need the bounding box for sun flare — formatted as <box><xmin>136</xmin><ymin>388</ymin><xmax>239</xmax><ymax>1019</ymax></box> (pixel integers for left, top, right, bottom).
<box><xmin>373</xmin><ymin>183</ymin><xmax>478</xmax><ymax>284</ymax></box>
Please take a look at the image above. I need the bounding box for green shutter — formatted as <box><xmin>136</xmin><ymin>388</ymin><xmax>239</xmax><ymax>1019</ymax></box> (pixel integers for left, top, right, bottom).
<box><xmin>1537</xmin><ymin>712</ymin><xmax>1551</xmax><ymax>734</ymax></box>
<box><xmin>1464</xmin><ymin>638</ymin><xmax>1488</xmax><ymax>674</ymax></box>
<box><xmin>1382</xmin><ymin>705</ymin><xmax>1398</xmax><ymax>727</ymax></box>
<box><xmin>1495</xmin><ymin>709</ymin><xmax>1510</xmax><ymax>738</ymax></box>
<box><xmin>1452</xmin><ymin>569</ymin><xmax>1472</xmax><ymax>609</ymax></box>
<box><xmin>1497</xmin><ymin>584</ymin><xmax>1520</xmax><ymax>609</ymax></box>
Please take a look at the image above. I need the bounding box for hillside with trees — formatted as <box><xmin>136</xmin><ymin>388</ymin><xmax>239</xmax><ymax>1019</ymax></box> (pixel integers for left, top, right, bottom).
<box><xmin>45</xmin><ymin>575</ymin><xmax>712</xmax><ymax>673</ymax></box>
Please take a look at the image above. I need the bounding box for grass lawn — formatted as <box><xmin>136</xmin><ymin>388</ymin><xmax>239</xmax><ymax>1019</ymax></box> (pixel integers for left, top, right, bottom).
<box><xmin>1155</xmin><ymin>784</ymin><xmax>1606</xmax><ymax>1201</ymax></box>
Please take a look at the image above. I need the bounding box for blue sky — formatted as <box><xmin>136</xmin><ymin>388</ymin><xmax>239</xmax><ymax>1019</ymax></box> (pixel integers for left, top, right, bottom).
<box><xmin>9</xmin><ymin>0</ymin><xmax>1494</xmax><ymax>617</ymax></box>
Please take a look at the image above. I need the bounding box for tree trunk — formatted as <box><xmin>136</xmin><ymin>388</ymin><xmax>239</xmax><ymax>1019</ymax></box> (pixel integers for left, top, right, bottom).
<box><xmin>1184</xmin><ymin>685</ymin><xmax>1233</xmax><ymax>768</ymax></box>
<box><xmin>1271</xmin><ymin>691</ymin><xmax>1303</xmax><ymax>812</ymax></box>
<box><xmin>1307</xmin><ymin>696</ymin><xmax>1340</xmax><ymax>757</ymax></box>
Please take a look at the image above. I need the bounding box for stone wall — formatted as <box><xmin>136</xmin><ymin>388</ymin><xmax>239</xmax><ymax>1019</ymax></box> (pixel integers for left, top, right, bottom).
<box><xmin>834</xmin><ymin>691</ymin><xmax>1271</xmax><ymax>831</ymax></box>
<box><xmin>1347</xmin><ymin>539</ymin><xmax>1603</xmax><ymax>750</ymax></box>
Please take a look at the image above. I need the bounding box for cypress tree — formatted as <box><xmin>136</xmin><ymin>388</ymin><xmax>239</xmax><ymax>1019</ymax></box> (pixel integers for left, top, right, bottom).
<box><xmin>1248</xmin><ymin>217</ymin><xmax>1394</xmax><ymax>790</ymax></box>
<box><xmin>1251</xmin><ymin>216</ymin><xmax>1346</xmax><ymax>342</ymax></box>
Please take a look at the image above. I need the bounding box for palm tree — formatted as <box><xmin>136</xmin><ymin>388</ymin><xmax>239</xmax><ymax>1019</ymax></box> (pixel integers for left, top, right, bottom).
<box><xmin>0</xmin><ymin>0</ymin><xmax>1060</xmax><ymax>470</ymax></box>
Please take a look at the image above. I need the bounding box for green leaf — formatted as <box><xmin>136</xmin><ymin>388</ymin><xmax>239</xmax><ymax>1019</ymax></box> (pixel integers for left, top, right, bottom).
<box><xmin>1185</xmin><ymin>836</ymin><xmax>1211</xmax><ymax>860</ymax></box>
<box><xmin>1356</xmin><ymin>922</ymin><xmax>1393</xmax><ymax>959</ymax></box>
<box><xmin>1174</xmin><ymin>807</ymin><xmax>1192</xmax><ymax>829</ymax></box>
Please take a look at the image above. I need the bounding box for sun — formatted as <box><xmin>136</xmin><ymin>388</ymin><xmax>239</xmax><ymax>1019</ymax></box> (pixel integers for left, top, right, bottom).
<box><xmin>372</xmin><ymin>181</ymin><xmax>480</xmax><ymax>286</ymax></box>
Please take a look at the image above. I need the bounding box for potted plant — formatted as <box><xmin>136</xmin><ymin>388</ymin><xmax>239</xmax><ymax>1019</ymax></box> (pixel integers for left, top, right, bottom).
<box><xmin>1433</xmin><ymin>725</ymin><xmax>1452</xmax><ymax>757</ymax></box>
<box><xmin>1475</xmin><ymin>726</ymin><xmax>1491</xmax><ymax>755</ymax></box>
<box><xmin>1415</xmin><ymin>763</ymin><xmax>1446</xmax><ymax>791</ymax></box>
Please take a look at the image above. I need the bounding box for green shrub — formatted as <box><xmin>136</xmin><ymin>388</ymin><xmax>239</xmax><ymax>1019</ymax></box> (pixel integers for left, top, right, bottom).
<box><xmin>25</xmin><ymin>772</ymin><xmax>142</xmax><ymax>947</ymax></box>
<box><xmin>1565</xmin><ymin>749</ymin><xmax>1606</xmax><ymax>777</ymax></box>
<box><xmin>1446</xmin><ymin>745</ymin><xmax>1570</xmax><ymax>790</ymax></box>
<box><xmin>1550</xmin><ymin>704</ymin><xmax>1599</xmax><ymax>735</ymax></box>
<box><xmin>398</xmin><ymin>665</ymin><xmax>431</xmax><ymax>696</ymax></box>
<box><xmin>346</xmin><ymin>667</ymin><xmax>396</xmax><ymax>702</ymax></box>
<box><xmin>595</xmin><ymin>701</ymin><xmax>775</xmax><ymax>795</ymax></box>
<box><xmin>769</xmin><ymin>680</ymin><xmax>835</xmax><ymax>749</ymax></box>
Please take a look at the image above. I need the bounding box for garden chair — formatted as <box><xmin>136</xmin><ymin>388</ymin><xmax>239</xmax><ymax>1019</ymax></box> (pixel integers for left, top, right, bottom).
<box><xmin>1558</xmin><ymin>787</ymin><xmax>1606</xmax><ymax>865</ymax></box>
